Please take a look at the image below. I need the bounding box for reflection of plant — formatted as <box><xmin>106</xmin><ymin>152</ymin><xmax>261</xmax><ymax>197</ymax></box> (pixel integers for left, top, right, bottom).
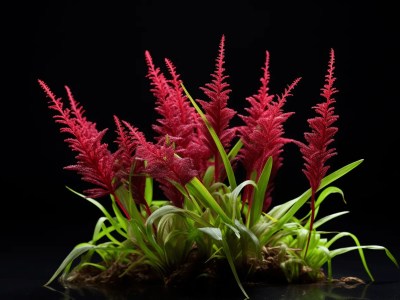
<box><xmin>39</xmin><ymin>35</ymin><xmax>398</xmax><ymax>299</ymax></box>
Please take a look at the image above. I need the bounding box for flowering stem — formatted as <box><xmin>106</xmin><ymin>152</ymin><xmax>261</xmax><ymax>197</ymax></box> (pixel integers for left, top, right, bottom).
<box><xmin>214</xmin><ymin>153</ymin><xmax>220</xmax><ymax>183</ymax></box>
<box><xmin>112</xmin><ymin>192</ymin><xmax>131</xmax><ymax>221</ymax></box>
<box><xmin>304</xmin><ymin>190</ymin><xmax>315</xmax><ymax>257</ymax></box>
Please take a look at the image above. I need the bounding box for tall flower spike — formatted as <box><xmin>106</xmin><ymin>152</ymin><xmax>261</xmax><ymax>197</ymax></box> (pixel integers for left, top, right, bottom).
<box><xmin>38</xmin><ymin>80</ymin><xmax>131</xmax><ymax>220</ymax></box>
<box><xmin>238</xmin><ymin>50</ymin><xmax>276</xmax><ymax>175</ymax></box>
<box><xmin>238</xmin><ymin>51</ymin><xmax>300</xmax><ymax>213</ymax></box>
<box><xmin>295</xmin><ymin>48</ymin><xmax>339</xmax><ymax>256</ymax></box>
<box><xmin>197</xmin><ymin>34</ymin><xmax>237</xmax><ymax>182</ymax></box>
<box><xmin>146</xmin><ymin>50</ymin><xmax>194</xmax><ymax>146</ymax></box>
<box><xmin>145</xmin><ymin>50</ymin><xmax>209</xmax><ymax>175</ymax></box>
<box><xmin>258</xmin><ymin>78</ymin><xmax>301</xmax><ymax>211</ymax></box>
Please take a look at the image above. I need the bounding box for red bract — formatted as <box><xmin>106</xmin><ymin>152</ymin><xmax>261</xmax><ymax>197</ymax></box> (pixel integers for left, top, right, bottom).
<box><xmin>121</xmin><ymin>118</ymin><xmax>193</xmax><ymax>208</ymax></box>
<box><xmin>197</xmin><ymin>34</ymin><xmax>237</xmax><ymax>182</ymax></box>
<box><xmin>135</xmin><ymin>138</ymin><xmax>198</xmax><ymax>208</ymax></box>
<box><xmin>113</xmin><ymin>115</ymin><xmax>139</xmax><ymax>182</ymax></box>
<box><xmin>295</xmin><ymin>48</ymin><xmax>338</xmax><ymax>255</ymax></box>
<box><xmin>145</xmin><ymin>51</ymin><xmax>209</xmax><ymax>175</ymax></box>
<box><xmin>238</xmin><ymin>51</ymin><xmax>301</xmax><ymax>213</ymax></box>
<box><xmin>38</xmin><ymin>80</ymin><xmax>131</xmax><ymax>219</ymax></box>
<box><xmin>113</xmin><ymin>116</ymin><xmax>150</xmax><ymax>213</ymax></box>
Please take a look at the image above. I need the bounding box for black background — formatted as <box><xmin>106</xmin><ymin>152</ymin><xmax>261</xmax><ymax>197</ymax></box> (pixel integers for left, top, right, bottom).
<box><xmin>3</xmin><ymin>1</ymin><xmax>400</xmax><ymax>298</ymax></box>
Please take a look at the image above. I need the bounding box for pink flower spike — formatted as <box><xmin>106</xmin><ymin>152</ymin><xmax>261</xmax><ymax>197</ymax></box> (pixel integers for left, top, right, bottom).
<box><xmin>237</xmin><ymin>50</ymin><xmax>300</xmax><ymax>214</ymax></box>
<box><xmin>145</xmin><ymin>50</ymin><xmax>209</xmax><ymax>177</ymax></box>
<box><xmin>38</xmin><ymin>80</ymin><xmax>131</xmax><ymax>220</ymax></box>
<box><xmin>197</xmin><ymin>34</ymin><xmax>237</xmax><ymax>183</ymax></box>
<box><xmin>294</xmin><ymin>49</ymin><xmax>339</xmax><ymax>256</ymax></box>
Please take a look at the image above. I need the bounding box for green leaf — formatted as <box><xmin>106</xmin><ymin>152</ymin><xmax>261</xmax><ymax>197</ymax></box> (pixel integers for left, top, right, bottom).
<box><xmin>320</xmin><ymin>159</ymin><xmax>363</xmax><ymax>188</ymax></box>
<box><xmin>228</xmin><ymin>139</ymin><xmax>243</xmax><ymax>161</ymax></box>
<box><xmin>313</xmin><ymin>211</ymin><xmax>349</xmax><ymax>229</ymax></box>
<box><xmin>225</xmin><ymin>223</ymin><xmax>241</xmax><ymax>239</ymax></box>
<box><xmin>202</xmin><ymin>165</ymin><xmax>215</xmax><ymax>188</ymax></box>
<box><xmin>304</xmin><ymin>186</ymin><xmax>345</xmax><ymax>228</ymax></box>
<box><xmin>259</xmin><ymin>160</ymin><xmax>363</xmax><ymax>244</ymax></box>
<box><xmin>44</xmin><ymin>244</ymin><xmax>97</xmax><ymax>286</ymax></box>
<box><xmin>199</xmin><ymin>225</ymin><xmax>249</xmax><ymax>299</ymax></box>
<box><xmin>127</xmin><ymin>218</ymin><xmax>165</xmax><ymax>273</ymax></box>
<box><xmin>234</xmin><ymin>219</ymin><xmax>261</xmax><ymax>257</ymax></box>
<box><xmin>187</xmin><ymin>177</ymin><xmax>232</xmax><ymax>224</ymax></box>
<box><xmin>198</xmin><ymin>227</ymin><xmax>223</xmax><ymax>241</ymax></box>
<box><xmin>221</xmin><ymin>236</ymin><xmax>250</xmax><ymax>299</ymax></box>
<box><xmin>91</xmin><ymin>216</ymin><xmax>123</xmax><ymax>245</ymax></box>
<box><xmin>228</xmin><ymin>179</ymin><xmax>256</xmax><ymax>221</ymax></box>
<box><xmin>146</xmin><ymin>205</ymin><xmax>184</xmax><ymax>227</ymax></box>
<box><xmin>249</xmin><ymin>156</ymin><xmax>272</xmax><ymax>227</ymax></box>
<box><xmin>145</xmin><ymin>176</ymin><xmax>153</xmax><ymax>206</ymax></box>
<box><xmin>182</xmin><ymin>83</ymin><xmax>237</xmax><ymax>190</ymax></box>
<box><xmin>146</xmin><ymin>204</ymin><xmax>210</xmax><ymax>228</ymax></box>
<box><xmin>327</xmin><ymin>231</ymin><xmax>399</xmax><ymax>281</ymax></box>
<box><xmin>66</xmin><ymin>187</ymin><xmax>128</xmax><ymax>239</ymax></box>
<box><xmin>111</xmin><ymin>196</ymin><xmax>129</xmax><ymax>232</ymax></box>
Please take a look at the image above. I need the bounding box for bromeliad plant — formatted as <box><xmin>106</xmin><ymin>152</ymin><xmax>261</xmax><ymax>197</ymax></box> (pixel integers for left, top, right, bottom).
<box><xmin>39</xmin><ymin>35</ymin><xmax>397</xmax><ymax>299</ymax></box>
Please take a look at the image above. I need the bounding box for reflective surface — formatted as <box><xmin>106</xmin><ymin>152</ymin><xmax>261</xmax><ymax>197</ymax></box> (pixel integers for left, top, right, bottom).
<box><xmin>2</xmin><ymin>275</ymin><xmax>400</xmax><ymax>300</ymax></box>
<box><xmin>3</xmin><ymin>280</ymin><xmax>400</xmax><ymax>300</ymax></box>
<box><xmin>2</xmin><ymin>246</ymin><xmax>399</xmax><ymax>300</ymax></box>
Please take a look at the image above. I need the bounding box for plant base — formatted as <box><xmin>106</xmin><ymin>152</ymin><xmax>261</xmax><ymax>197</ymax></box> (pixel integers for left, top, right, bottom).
<box><xmin>59</xmin><ymin>247</ymin><xmax>365</xmax><ymax>298</ymax></box>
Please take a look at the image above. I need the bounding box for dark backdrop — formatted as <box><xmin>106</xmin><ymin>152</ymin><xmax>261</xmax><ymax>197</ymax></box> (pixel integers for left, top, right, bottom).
<box><xmin>3</xmin><ymin>0</ymin><xmax>399</xmax><ymax>292</ymax></box>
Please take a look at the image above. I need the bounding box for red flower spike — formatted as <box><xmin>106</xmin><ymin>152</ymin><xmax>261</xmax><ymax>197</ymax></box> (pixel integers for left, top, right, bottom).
<box><xmin>113</xmin><ymin>115</ymin><xmax>137</xmax><ymax>180</ymax></box>
<box><xmin>145</xmin><ymin>50</ymin><xmax>170</xmax><ymax>106</ymax></box>
<box><xmin>38</xmin><ymin>79</ymin><xmax>131</xmax><ymax>220</ymax></box>
<box><xmin>258</xmin><ymin>78</ymin><xmax>301</xmax><ymax>211</ymax></box>
<box><xmin>145</xmin><ymin>51</ymin><xmax>209</xmax><ymax>176</ymax></box>
<box><xmin>239</xmin><ymin>50</ymin><xmax>274</xmax><ymax>131</ymax></box>
<box><xmin>113</xmin><ymin>116</ymin><xmax>151</xmax><ymax>215</ymax></box>
<box><xmin>197</xmin><ymin>34</ymin><xmax>237</xmax><ymax>182</ymax></box>
<box><xmin>295</xmin><ymin>49</ymin><xmax>339</xmax><ymax>256</ymax></box>
<box><xmin>238</xmin><ymin>51</ymin><xmax>300</xmax><ymax>213</ymax></box>
<box><xmin>135</xmin><ymin>139</ymin><xmax>198</xmax><ymax>208</ymax></box>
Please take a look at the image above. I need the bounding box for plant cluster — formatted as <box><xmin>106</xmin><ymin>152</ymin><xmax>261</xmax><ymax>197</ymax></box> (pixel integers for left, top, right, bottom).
<box><xmin>39</xmin><ymin>35</ymin><xmax>397</xmax><ymax>299</ymax></box>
